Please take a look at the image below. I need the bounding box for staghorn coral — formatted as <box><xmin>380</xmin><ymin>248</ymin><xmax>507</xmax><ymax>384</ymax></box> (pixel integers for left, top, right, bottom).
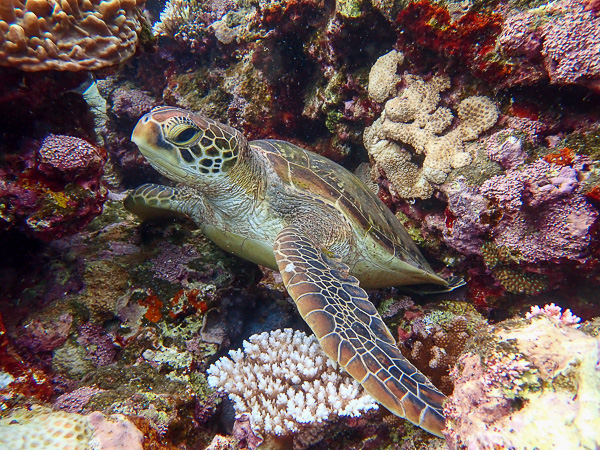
<box><xmin>207</xmin><ymin>329</ymin><xmax>378</xmax><ymax>437</ymax></box>
<box><xmin>365</xmin><ymin>69</ymin><xmax>499</xmax><ymax>199</ymax></box>
<box><xmin>445</xmin><ymin>316</ymin><xmax>600</xmax><ymax>449</ymax></box>
<box><xmin>0</xmin><ymin>0</ymin><xmax>146</xmax><ymax>71</ymax></box>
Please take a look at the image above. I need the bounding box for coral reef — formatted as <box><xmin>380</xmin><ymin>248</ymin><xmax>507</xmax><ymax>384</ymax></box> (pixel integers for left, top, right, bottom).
<box><xmin>497</xmin><ymin>0</ymin><xmax>600</xmax><ymax>91</ymax></box>
<box><xmin>365</xmin><ymin>55</ymin><xmax>499</xmax><ymax>198</ymax></box>
<box><xmin>0</xmin><ymin>0</ymin><xmax>147</xmax><ymax>71</ymax></box>
<box><xmin>465</xmin><ymin>157</ymin><xmax>596</xmax><ymax>264</ymax></box>
<box><xmin>0</xmin><ymin>135</ymin><xmax>108</xmax><ymax>241</ymax></box>
<box><xmin>207</xmin><ymin>329</ymin><xmax>378</xmax><ymax>439</ymax></box>
<box><xmin>0</xmin><ymin>406</ymin><xmax>92</xmax><ymax>449</ymax></box>
<box><xmin>1</xmin><ymin>0</ymin><xmax>600</xmax><ymax>446</ymax></box>
<box><xmin>445</xmin><ymin>315</ymin><xmax>600</xmax><ymax>449</ymax></box>
<box><xmin>396</xmin><ymin>301</ymin><xmax>487</xmax><ymax>395</ymax></box>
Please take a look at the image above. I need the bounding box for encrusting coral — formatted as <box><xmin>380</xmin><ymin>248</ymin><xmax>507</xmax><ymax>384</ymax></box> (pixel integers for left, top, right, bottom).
<box><xmin>207</xmin><ymin>329</ymin><xmax>378</xmax><ymax>438</ymax></box>
<box><xmin>0</xmin><ymin>406</ymin><xmax>144</xmax><ymax>449</ymax></box>
<box><xmin>0</xmin><ymin>0</ymin><xmax>146</xmax><ymax>71</ymax></box>
<box><xmin>365</xmin><ymin>50</ymin><xmax>499</xmax><ymax>199</ymax></box>
<box><xmin>444</xmin><ymin>311</ymin><xmax>600</xmax><ymax>449</ymax></box>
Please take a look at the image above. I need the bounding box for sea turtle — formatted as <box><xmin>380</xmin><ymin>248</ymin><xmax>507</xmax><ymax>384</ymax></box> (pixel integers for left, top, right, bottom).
<box><xmin>125</xmin><ymin>106</ymin><xmax>451</xmax><ymax>437</ymax></box>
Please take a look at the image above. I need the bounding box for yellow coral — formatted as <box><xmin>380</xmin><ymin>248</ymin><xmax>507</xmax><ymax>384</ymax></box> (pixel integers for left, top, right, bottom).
<box><xmin>0</xmin><ymin>406</ymin><xmax>92</xmax><ymax>449</ymax></box>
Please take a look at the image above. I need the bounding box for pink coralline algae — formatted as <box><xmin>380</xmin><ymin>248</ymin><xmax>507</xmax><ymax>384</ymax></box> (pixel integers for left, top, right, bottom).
<box><xmin>480</xmin><ymin>159</ymin><xmax>597</xmax><ymax>263</ymax></box>
<box><xmin>445</xmin><ymin>158</ymin><xmax>597</xmax><ymax>264</ymax></box>
<box><xmin>87</xmin><ymin>412</ymin><xmax>144</xmax><ymax>450</ymax></box>
<box><xmin>541</xmin><ymin>7</ymin><xmax>600</xmax><ymax>90</ymax></box>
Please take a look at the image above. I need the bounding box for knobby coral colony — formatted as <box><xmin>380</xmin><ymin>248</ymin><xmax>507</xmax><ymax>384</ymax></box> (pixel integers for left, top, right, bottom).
<box><xmin>365</xmin><ymin>50</ymin><xmax>499</xmax><ymax>199</ymax></box>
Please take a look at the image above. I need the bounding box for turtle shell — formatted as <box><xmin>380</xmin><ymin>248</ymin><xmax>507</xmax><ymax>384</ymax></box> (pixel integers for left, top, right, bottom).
<box><xmin>252</xmin><ymin>139</ymin><xmax>444</xmax><ymax>286</ymax></box>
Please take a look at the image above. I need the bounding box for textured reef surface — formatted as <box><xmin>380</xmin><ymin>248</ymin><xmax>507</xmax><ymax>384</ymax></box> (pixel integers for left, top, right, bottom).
<box><xmin>0</xmin><ymin>0</ymin><xmax>599</xmax><ymax>447</ymax></box>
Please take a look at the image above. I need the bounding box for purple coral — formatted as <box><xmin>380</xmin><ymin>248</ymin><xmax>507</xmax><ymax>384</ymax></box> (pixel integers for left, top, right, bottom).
<box><xmin>17</xmin><ymin>314</ymin><xmax>73</xmax><ymax>353</ymax></box>
<box><xmin>37</xmin><ymin>135</ymin><xmax>105</xmax><ymax>182</ymax></box>
<box><xmin>110</xmin><ymin>88</ymin><xmax>159</xmax><ymax>121</ymax></box>
<box><xmin>54</xmin><ymin>386</ymin><xmax>105</xmax><ymax>413</ymax></box>
<box><xmin>77</xmin><ymin>323</ymin><xmax>117</xmax><ymax>367</ymax></box>
<box><xmin>541</xmin><ymin>6</ymin><xmax>600</xmax><ymax>91</ymax></box>
<box><xmin>442</xmin><ymin>179</ymin><xmax>491</xmax><ymax>256</ymax></box>
<box><xmin>480</xmin><ymin>159</ymin><xmax>597</xmax><ymax>263</ymax></box>
<box><xmin>444</xmin><ymin>158</ymin><xmax>598</xmax><ymax>265</ymax></box>
<box><xmin>496</xmin><ymin>0</ymin><xmax>600</xmax><ymax>91</ymax></box>
<box><xmin>0</xmin><ymin>136</ymin><xmax>107</xmax><ymax>241</ymax></box>
<box><xmin>485</xmin><ymin>132</ymin><xmax>527</xmax><ymax>169</ymax></box>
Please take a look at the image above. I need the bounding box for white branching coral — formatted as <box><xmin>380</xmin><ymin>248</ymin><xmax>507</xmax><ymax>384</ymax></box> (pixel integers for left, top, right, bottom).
<box><xmin>526</xmin><ymin>303</ymin><xmax>581</xmax><ymax>326</ymax></box>
<box><xmin>365</xmin><ymin>60</ymin><xmax>499</xmax><ymax>199</ymax></box>
<box><xmin>207</xmin><ymin>329</ymin><xmax>378</xmax><ymax>436</ymax></box>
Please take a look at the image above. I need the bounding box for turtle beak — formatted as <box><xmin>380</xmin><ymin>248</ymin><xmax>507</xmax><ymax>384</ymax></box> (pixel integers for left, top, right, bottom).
<box><xmin>131</xmin><ymin>113</ymin><xmax>191</xmax><ymax>182</ymax></box>
<box><xmin>132</xmin><ymin>113</ymin><xmax>160</xmax><ymax>150</ymax></box>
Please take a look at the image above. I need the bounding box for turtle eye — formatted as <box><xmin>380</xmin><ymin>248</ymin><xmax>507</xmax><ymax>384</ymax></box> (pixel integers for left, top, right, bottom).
<box><xmin>168</xmin><ymin>124</ymin><xmax>201</xmax><ymax>146</ymax></box>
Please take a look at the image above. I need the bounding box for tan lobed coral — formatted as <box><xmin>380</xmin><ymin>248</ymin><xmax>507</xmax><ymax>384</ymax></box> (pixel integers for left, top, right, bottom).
<box><xmin>0</xmin><ymin>406</ymin><xmax>144</xmax><ymax>449</ymax></box>
<box><xmin>365</xmin><ymin>66</ymin><xmax>499</xmax><ymax>199</ymax></box>
<box><xmin>367</xmin><ymin>50</ymin><xmax>404</xmax><ymax>103</ymax></box>
<box><xmin>207</xmin><ymin>329</ymin><xmax>378</xmax><ymax>438</ymax></box>
<box><xmin>0</xmin><ymin>0</ymin><xmax>146</xmax><ymax>71</ymax></box>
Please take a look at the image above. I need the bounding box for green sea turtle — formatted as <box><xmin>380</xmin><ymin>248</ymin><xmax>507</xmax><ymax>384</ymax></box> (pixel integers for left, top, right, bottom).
<box><xmin>125</xmin><ymin>106</ymin><xmax>451</xmax><ymax>437</ymax></box>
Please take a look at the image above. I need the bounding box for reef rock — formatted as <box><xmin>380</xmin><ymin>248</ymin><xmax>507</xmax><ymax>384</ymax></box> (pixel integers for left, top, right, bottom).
<box><xmin>445</xmin><ymin>315</ymin><xmax>600</xmax><ymax>449</ymax></box>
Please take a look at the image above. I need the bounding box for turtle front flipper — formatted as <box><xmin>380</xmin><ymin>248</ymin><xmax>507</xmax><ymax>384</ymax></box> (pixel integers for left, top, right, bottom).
<box><xmin>124</xmin><ymin>183</ymin><xmax>198</xmax><ymax>221</ymax></box>
<box><xmin>273</xmin><ymin>224</ymin><xmax>447</xmax><ymax>438</ymax></box>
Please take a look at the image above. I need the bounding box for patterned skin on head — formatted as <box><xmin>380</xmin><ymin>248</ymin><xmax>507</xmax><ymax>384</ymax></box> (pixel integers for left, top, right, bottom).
<box><xmin>132</xmin><ymin>106</ymin><xmax>245</xmax><ymax>178</ymax></box>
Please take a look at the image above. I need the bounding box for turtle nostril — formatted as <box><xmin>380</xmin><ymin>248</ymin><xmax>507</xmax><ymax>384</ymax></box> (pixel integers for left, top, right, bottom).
<box><xmin>142</xmin><ymin>115</ymin><xmax>150</xmax><ymax>123</ymax></box>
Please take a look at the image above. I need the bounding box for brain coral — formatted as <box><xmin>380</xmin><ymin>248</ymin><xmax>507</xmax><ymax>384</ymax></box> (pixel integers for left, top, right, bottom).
<box><xmin>365</xmin><ymin>70</ymin><xmax>499</xmax><ymax>199</ymax></box>
<box><xmin>0</xmin><ymin>0</ymin><xmax>146</xmax><ymax>71</ymax></box>
<box><xmin>207</xmin><ymin>329</ymin><xmax>378</xmax><ymax>437</ymax></box>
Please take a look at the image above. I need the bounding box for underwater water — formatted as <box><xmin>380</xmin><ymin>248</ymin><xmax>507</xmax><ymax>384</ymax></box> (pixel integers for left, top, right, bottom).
<box><xmin>0</xmin><ymin>0</ymin><xmax>600</xmax><ymax>447</ymax></box>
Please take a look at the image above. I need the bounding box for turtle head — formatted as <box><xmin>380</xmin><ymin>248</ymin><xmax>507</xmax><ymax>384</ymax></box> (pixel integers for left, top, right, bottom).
<box><xmin>132</xmin><ymin>106</ymin><xmax>247</xmax><ymax>184</ymax></box>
